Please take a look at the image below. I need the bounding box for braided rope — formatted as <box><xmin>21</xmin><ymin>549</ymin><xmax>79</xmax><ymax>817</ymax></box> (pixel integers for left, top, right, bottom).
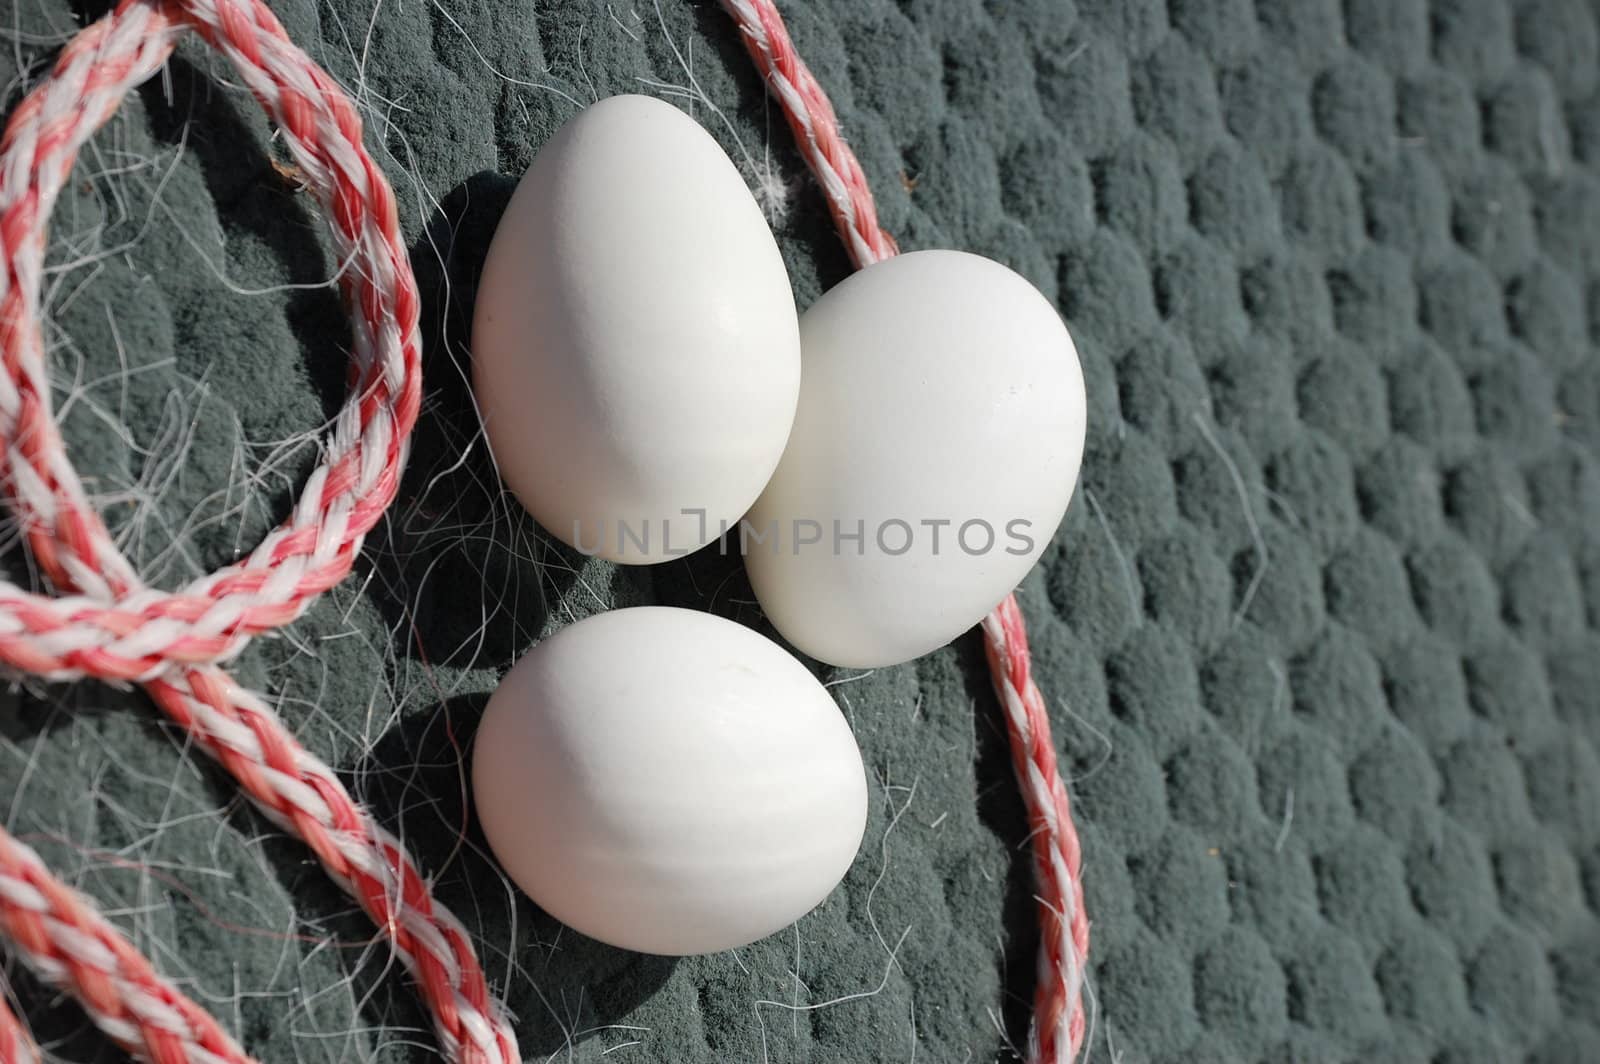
<box><xmin>0</xmin><ymin>831</ymin><xmax>257</xmax><ymax>1064</ymax></box>
<box><xmin>0</xmin><ymin>2</ymin><xmax>518</xmax><ymax>1061</ymax></box>
<box><xmin>982</xmin><ymin>599</ymin><xmax>1089</xmax><ymax>1062</ymax></box>
<box><xmin>718</xmin><ymin>0</ymin><xmax>897</xmax><ymax>269</ymax></box>
<box><xmin>719</xmin><ymin>3</ymin><xmax>1090</xmax><ymax>1060</ymax></box>
<box><xmin>0</xmin><ymin>0</ymin><xmax>420</xmax><ymax>682</ymax></box>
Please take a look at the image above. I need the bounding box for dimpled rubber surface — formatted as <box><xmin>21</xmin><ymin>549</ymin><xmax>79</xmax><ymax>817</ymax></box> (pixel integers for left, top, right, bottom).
<box><xmin>2</xmin><ymin>0</ymin><xmax>1599</xmax><ymax>1061</ymax></box>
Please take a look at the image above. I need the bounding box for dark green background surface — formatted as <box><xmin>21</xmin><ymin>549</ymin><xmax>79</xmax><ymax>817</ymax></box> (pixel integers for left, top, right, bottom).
<box><xmin>3</xmin><ymin>0</ymin><xmax>1599</xmax><ymax>1060</ymax></box>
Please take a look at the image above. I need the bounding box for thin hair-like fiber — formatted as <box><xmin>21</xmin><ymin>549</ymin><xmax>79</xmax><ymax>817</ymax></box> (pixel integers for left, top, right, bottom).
<box><xmin>715</xmin><ymin>2</ymin><xmax>1091</xmax><ymax>1061</ymax></box>
<box><xmin>0</xmin><ymin>1</ymin><xmax>1089</xmax><ymax>1061</ymax></box>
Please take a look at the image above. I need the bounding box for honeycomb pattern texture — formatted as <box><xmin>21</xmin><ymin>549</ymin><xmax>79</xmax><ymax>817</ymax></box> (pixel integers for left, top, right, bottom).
<box><xmin>1</xmin><ymin>0</ymin><xmax>1598</xmax><ymax>1061</ymax></box>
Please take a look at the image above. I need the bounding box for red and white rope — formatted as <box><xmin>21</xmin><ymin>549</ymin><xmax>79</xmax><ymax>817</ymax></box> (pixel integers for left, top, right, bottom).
<box><xmin>0</xmin><ymin>831</ymin><xmax>257</xmax><ymax>1064</ymax></box>
<box><xmin>0</xmin><ymin>992</ymin><xmax>39</xmax><ymax>1064</ymax></box>
<box><xmin>982</xmin><ymin>599</ymin><xmax>1089</xmax><ymax>1062</ymax></box>
<box><xmin>0</xmin><ymin>2</ymin><xmax>518</xmax><ymax>1062</ymax></box>
<box><xmin>0</xmin><ymin>0</ymin><xmax>418</xmax><ymax>683</ymax></box>
<box><xmin>719</xmin><ymin>3</ymin><xmax>1090</xmax><ymax>1060</ymax></box>
<box><xmin>718</xmin><ymin>0</ymin><xmax>898</xmax><ymax>269</ymax></box>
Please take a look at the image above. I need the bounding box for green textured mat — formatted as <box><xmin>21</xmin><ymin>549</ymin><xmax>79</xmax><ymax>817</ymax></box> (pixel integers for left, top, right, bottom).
<box><xmin>3</xmin><ymin>0</ymin><xmax>1600</xmax><ymax>1061</ymax></box>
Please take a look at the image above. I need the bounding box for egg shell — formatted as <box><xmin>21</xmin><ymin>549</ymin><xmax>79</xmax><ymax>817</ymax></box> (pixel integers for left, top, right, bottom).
<box><xmin>472</xmin><ymin>606</ymin><xmax>868</xmax><ymax>955</ymax></box>
<box><xmin>472</xmin><ymin>95</ymin><xmax>800</xmax><ymax>564</ymax></box>
<box><xmin>744</xmin><ymin>249</ymin><xmax>1087</xmax><ymax>668</ymax></box>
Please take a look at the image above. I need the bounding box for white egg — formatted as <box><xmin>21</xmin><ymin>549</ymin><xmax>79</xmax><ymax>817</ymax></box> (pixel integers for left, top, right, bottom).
<box><xmin>744</xmin><ymin>250</ymin><xmax>1086</xmax><ymax>668</ymax></box>
<box><xmin>472</xmin><ymin>95</ymin><xmax>801</xmax><ymax>564</ymax></box>
<box><xmin>472</xmin><ymin>607</ymin><xmax>868</xmax><ymax>955</ymax></box>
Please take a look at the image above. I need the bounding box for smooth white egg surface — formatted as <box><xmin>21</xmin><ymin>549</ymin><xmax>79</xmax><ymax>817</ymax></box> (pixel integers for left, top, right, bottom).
<box><xmin>744</xmin><ymin>250</ymin><xmax>1087</xmax><ymax>668</ymax></box>
<box><xmin>472</xmin><ymin>607</ymin><xmax>868</xmax><ymax>955</ymax></box>
<box><xmin>472</xmin><ymin>95</ymin><xmax>800</xmax><ymax>564</ymax></box>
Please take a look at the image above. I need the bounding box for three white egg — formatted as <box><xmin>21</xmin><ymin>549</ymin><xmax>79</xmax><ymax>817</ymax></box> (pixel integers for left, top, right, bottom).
<box><xmin>469</xmin><ymin>95</ymin><xmax>1085</xmax><ymax>956</ymax></box>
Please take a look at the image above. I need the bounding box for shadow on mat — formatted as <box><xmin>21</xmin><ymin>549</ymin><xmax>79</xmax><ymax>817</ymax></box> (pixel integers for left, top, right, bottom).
<box><xmin>960</xmin><ymin>635</ymin><xmax>1045</xmax><ymax>1054</ymax></box>
<box><xmin>128</xmin><ymin>41</ymin><xmax>351</xmax><ymax>435</ymax></box>
<box><xmin>346</xmin><ymin>695</ymin><xmax>678</xmax><ymax>1055</ymax></box>
<box><xmin>364</xmin><ymin>169</ymin><xmax>583</xmax><ymax>674</ymax></box>
<box><xmin>370</xmin><ymin>168</ymin><xmax>778</xmax><ymax>674</ymax></box>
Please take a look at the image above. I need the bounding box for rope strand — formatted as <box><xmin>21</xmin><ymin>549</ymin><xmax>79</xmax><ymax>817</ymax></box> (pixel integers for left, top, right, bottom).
<box><xmin>0</xmin><ymin>0</ymin><xmax>418</xmax><ymax>682</ymax></box>
<box><xmin>0</xmin><ymin>831</ymin><xmax>259</xmax><ymax>1064</ymax></box>
<box><xmin>719</xmin><ymin>3</ymin><xmax>1090</xmax><ymax>1059</ymax></box>
<box><xmin>0</xmin><ymin>990</ymin><xmax>39</xmax><ymax>1064</ymax></box>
